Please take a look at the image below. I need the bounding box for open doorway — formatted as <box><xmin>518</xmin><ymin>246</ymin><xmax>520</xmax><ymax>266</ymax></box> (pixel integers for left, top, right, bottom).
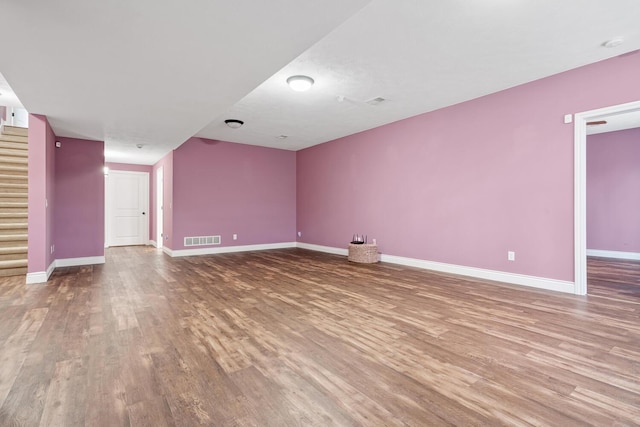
<box><xmin>574</xmin><ymin>100</ymin><xmax>640</xmax><ymax>295</ymax></box>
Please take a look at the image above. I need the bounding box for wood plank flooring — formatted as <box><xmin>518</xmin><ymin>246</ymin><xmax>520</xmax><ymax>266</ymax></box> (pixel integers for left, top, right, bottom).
<box><xmin>1</xmin><ymin>247</ymin><xmax>639</xmax><ymax>426</ymax></box>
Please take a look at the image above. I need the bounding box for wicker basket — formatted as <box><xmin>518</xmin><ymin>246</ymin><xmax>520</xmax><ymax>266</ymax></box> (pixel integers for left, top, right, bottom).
<box><xmin>348</xmin><ymin>243</ymin><xmax>379</xmax><ymax>264</ymax></box>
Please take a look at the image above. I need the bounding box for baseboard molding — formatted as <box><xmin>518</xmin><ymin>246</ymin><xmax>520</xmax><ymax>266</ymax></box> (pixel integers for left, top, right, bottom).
<box><xmin>55</xmin><ymin>256</ymin><xmax>106</xmax><ymax>268</ymax></box>
<box><xmin>149</xmin><ymin>240</ymin><xmax>157</xmax><ymax>248</ymax></box>
<box><xmin>167</xmin><ymin>242</ymin><xmax>297</xmax><ymax>258</ymax></box>
<box><xmin>297</xmin><ymin>242</ymin><xmax>574</xmax><ymax>294</ymax></box>
<box><xmin>586</xmin><ymin>249</ymin><xmax>640</xmax><ymax>261</ymax></box>
<box><xmin>296</xmin><ymin>242</ymin><xmax>349</xmax><ymax>256</ymax></box>
<box><xmin>26</xmin><ymin>256</ymin><xmax>105</xmax><ymax>284</ymax></box>
<box><xmin>26</xmin><ymin>260</ymin><xmax>56</xmax><ymax>284</ymax></box>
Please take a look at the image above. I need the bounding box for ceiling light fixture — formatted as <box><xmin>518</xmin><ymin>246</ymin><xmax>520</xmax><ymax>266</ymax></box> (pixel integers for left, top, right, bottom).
<box><xmin>286</xmin><ymin>75</ymin><xmax>314</xmax><ymax>92</ymax></box>
<box><xmin>224</xmin><ymin>119</ymin><xmax>244</xmax><ymax>129</ymax></box>
<box><xmin>602</xmin><ymin>38</ymin><xmax>624</xmax><ymax>48</ymax></box>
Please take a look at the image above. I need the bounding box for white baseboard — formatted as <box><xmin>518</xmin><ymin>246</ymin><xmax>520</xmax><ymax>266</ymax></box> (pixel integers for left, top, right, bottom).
<box><xmin>149</xmin><ymin>240</ymin><xmax>157</xmax><ymax>248</ymax></box>
<box><xmin>586</xmin><ymin>249</ymin><xmax>640</xmax><ymax>261</ymax></box>
<box><xmin>296</xmin><ymin>242</ymin><xmax>349</xmax><ymax>256</ymax></box>
<box><xmin>55</xmin><ymin>256</ymin><xmax>106</xmax><ymax>268</ymax></box>
<box><xmin>167</xmin><ymin>242</ymin><xmax>297</xmax><ymax>258</ymax></box>
<box><xmin>296</xmin><ymin>242</ymin><xmax>575</xmax><ymax>294</ymax></box>
<box><xmin>26</xmin><ymin>260</ymin><xmax>56</xmax><ymax>284</ymax></box>
<box><xmin>26</xmin><ymin>256</ymin><xmax>105</xmax><ymax>284</ymax></box>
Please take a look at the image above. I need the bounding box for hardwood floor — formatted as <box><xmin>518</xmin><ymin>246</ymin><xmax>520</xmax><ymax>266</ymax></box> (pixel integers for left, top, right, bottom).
<box><xmin>588</xmin><ymin>256</ymin><xmax>640</xmax><ymax>302</ymax></box>
<box><xmin>1</xmin><ymin>247</ymin><xmax>639</xmax><ymax>426</ymax></box>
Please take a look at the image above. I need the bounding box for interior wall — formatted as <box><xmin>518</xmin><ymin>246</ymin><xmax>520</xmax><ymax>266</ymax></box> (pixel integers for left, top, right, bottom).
<box><xmin>587</xmin><ymin>127</ymin><xmax>640</xmax><ymax>254</ymax></box>
<box><xmin>172</xmin><ymin>138</ymin><xmax>296</xmax><ymax>250</ymax></box>
<box><xmin>27</xmin><ymin>114</ymin><xmax>56</xmax><ymax>272</ymax></box>
<box><xmin>54</xmin><ymin>137</ymin><xmax>105</xmax><ymax>260</ymax></box>
<box><xmin>106</xmin><ymin>162</ymin><xmax>154</xmax><ymax>241</ymax></box>
<box><xmin>297</xmin><ymin>52</ymin><xmax>640</xmax><ymax>282</ymax></box>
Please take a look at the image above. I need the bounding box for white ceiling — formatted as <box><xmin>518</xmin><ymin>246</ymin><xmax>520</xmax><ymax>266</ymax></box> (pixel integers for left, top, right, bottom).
<box><xmin>1</xmin><ymin>1</ymin><xmax>640</xmax><ymax>164</ymax></box>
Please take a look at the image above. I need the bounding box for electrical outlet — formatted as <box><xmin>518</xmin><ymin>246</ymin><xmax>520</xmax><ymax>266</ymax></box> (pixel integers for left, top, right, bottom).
<box><xmin>233</xmin><ymin>234</ymin><xmax>237</xmax><ymax>240</ymax></box>
<box><xmin>508</xmin><ymin>251</ymin><xmax>515</xmax><ymax>261</ymax></box>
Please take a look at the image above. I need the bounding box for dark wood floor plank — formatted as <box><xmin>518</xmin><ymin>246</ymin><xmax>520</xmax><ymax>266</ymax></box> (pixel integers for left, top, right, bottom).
<box><xmin>0</xmin><ymin>248</ymin><xmax>639</xmax><ymax>425</ymax></box>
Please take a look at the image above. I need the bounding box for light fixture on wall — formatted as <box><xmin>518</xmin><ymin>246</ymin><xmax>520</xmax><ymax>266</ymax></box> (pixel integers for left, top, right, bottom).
<box><xmin>286</xmin><ymin>75</ymin><xmax>314</xmax><ymax>92</ymax></box>
<box><xmin>224</xmin><ymin>119</ymin><xmax>244</xmax><ymax>129</ymax></box>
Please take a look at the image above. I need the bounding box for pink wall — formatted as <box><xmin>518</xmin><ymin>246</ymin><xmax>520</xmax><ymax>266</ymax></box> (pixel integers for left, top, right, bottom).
<box><xmin>152</xmin><ymin>151</ymin><xmax>173</xmax><ymax>249</ymax></box>
<box><xmin>172</xmin><ymin>138</ymin><xmax>296</xmax><ymax>249</ymax></box>
<box><xmin>54</xmin><ymin>137</ymin><xmax>105</xmax><ymax>259</ymax></box>
<box><xmin>587</xmin><ymin>128</ymin><xmax>640</xmax><ymax>253</ymax></box>
<box><xmin>297</xmin><ymin>52</ymin><xmax>640</xmax><ymax>282</ymax></box>
<box><xmin>27</xmin><ymin>114</ymin><xmax>56</xmax><ymax>272</ymax></box>
<box><xmin>106</xmin><ymin>162</ymin><xmax>154</xmax><ymax>240</ymax></box>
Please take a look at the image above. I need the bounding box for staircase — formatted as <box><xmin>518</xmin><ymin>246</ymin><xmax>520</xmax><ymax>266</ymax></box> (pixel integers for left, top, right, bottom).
<box><xmin>0</xmin><ymin>125</ymin><xmax>28</xmax><ymax>277</ymax></box>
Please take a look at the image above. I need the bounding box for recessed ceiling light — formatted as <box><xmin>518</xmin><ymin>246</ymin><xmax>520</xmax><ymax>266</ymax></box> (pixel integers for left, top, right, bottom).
<box><xmin>286</xmin><ymin>75</ymin><xmax>314</xmax><ymax>92</ymax></box>
<box><xmin>602</xmin><ymin>38</ymin><xmax>624</xmax><ymax>48</ymax></box>
<box><xmin>224</xmin><ymin>119</ymin><xmax>244</xmax><ymax>129</ymax></box>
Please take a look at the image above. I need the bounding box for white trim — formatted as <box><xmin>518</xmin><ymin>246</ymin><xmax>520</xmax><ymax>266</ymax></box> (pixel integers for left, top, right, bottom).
<box><xmin>168</xmin><ymin>242</ymin><xmax>296</xmax><ymax>257</ymax></box>
<box><xmin>149</xmin><ymin>239</ymin><xmax>157</xmax><ymax>248</ymax></box>
<box><xmin>380</xmin><ymin>254</ymin><xmax>574</xmax><ymax>294</ymax></box>
<box><xmin>297</xmin><ymin>242</ymin><xmax>574</xmax><ymax>294</ymax></box>
<box><xmin>586</xmin><ymin>249</ymin><xmax>640</xmax><ymax>261</ymax></box>
<box><xmin>574</xmin><ymin>100</ymin><xmax>640</xmax><ymax>296</ymax></box>
<box><xmin>26</xmin><ymin>260</ymin><xmax>56</xmax><ymax>284</ymax></box>
<box><xmin>296</xmin><ymin>242</ymin><xmax>348</xmax><ymax>256</ymax></box>
<box><xmin>26</xmin><ymin>256</ymin><xmax>105</xmax><ymax>284</ymax></box>
<box><xmin>55</xmin><ymin>256</ymin><xmax>105</xmax><ymax>268</ymax></box>
<box><xmin>163</xmin><ymin>246</ymin><xmax>173</xmax><ymax>257</ymax></box>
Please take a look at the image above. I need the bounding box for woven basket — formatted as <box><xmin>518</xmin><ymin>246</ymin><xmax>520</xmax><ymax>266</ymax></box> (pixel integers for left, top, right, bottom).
<box><xmin>348</xmin><ymin>243</ymin><xmax>379</xmax><ymax>264</ymax></box>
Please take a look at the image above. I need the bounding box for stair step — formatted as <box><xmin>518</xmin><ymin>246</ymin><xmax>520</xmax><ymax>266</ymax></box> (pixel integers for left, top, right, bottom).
<box><xmin>0</xmin><ymin>223</ymin><xmax>28</xmax><ymax>230</ymax></box>
<box><xmin>0</xmin><ymin>201</ymin><xmax>28</xmax><ymax>209</ymax></box>
<box><xmin>0</xmin><ymin>182</ymin><xmax>28</xmax><ymax>191</ymax></box>
<box><xmin>0</xmin><ymin>174</ymin><xmax>27</xmax><ymax>183</ymax></box>
<box><xmin>0</xmin><ymin>134</ymin><xmax>28</xmax><ymax>144</ymax></box>
<box><xmin>0</xmin><ymin>258</ymin><xmax>27</xmax><ymax>269</ymax></box>
<box><xmin>0</xmin><ymin>157</ymin><xmax>28</xmax><ymax>166</ymax></box>
<box><xmin>0</xmin><ymin>246</ymin><xmax>28</xmax><ymax>255</ymax></box>
<box><xmin>0</xmin><ymin>212</ymin><xmax>28</xmax><ymax>218</ymax></box>
<box><xmin>0</xmin><ymin>140</ymin><xmax>28</xmax><ymax>150</ymax></box>
<box><xmin>0</xmin><ymin>252</ymin><xmax>27</xmax><ymax>262</ymax></box>
<box><xmin>0</xmin><ymin>266</ymin><xmax>27</xmax><ymax>277</ymax></box>
<box><xmin>0</xmin><ymin>234</ymin><xmax>28</xmax><ymax>242</ymax></box>
<box><xmin>0</xmin><ymin>148</ymin><xmax>28</xmax><ymax>158</ymax></box>
<box><xmin>0</xmin><ymin>166</ymin><xmax>28</xmax><ymax>177</ymax></box>
<box><xmin>0</xmin><ymin>194</ymin><xmax>28</xmax><ymax>202</ymax></box>
<box><xmin>1</xmin><ymin>125</ymin><xmax>28</xmax><ymax>137</ymax></box>
<box><xmin>0</xmin><ymin>218</ymin><xmax>28</xmax><ymax>225</ymax></box>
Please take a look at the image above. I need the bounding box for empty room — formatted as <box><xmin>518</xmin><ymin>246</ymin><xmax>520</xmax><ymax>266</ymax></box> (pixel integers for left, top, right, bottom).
<box><xmin>1</xmin><ymin>1</ymin><xmax>640</xmax><ymax>425</ymax></box>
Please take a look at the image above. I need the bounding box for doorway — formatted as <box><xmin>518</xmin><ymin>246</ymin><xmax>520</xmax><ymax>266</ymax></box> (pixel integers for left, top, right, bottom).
<box><xmin>105</xmin><ymin>170</ymin><xmax>150</xmax><ymax>247</ymax></box>
<box><xmin>573</xmin><ymin>99</ymin><xmax>640</xmax><ymax>295</ymax></box>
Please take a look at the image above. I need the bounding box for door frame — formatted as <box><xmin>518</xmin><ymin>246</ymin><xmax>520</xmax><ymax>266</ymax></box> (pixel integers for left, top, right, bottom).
<box><xmin>573</xmin><ymin>99</ymin><xmax>640</xmax><ymax>295</ymax></box>
<box><xmin>156</xmin><ymin>167</ymin><xmax>163</xmax><ymax>248</ymax></box>
<box><xmin>105</xmin><ymin>170</ymin><xmax>150</xmax><ymax>247</ymax></box>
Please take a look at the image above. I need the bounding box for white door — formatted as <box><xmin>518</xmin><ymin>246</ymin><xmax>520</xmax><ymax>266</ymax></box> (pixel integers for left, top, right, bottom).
<box><xmin>106</xmin><ymin>170</ymin><xmax>149</xmax><ymax>247</ymax></box>
<box><xmin>156</xmin><ymin>167</ymin><xmax>163</xmax><ymax>248</ymax></box>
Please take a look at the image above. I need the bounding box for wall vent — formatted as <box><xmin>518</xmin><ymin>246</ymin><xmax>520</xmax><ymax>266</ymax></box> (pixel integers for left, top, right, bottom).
<box><xmin>184</xmin><ymin>235</ymin><xmax>221</xmax><ymax>246</ymax></box>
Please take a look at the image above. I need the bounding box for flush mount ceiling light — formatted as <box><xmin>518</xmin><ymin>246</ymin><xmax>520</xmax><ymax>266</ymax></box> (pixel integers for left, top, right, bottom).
<box><xmin>224</xmin><ymin>119</ymin><xmax>244</xmax><ymax>129</ymax></box>
<box><xmin>602</xmin><ymin>38</ymin><xmax>624</xmax><ymax>48</ymax></box>
<box><xmin>286</xmin><ymin>75</ymin><xmax>314</xmax><ymax>92</ymax></box>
